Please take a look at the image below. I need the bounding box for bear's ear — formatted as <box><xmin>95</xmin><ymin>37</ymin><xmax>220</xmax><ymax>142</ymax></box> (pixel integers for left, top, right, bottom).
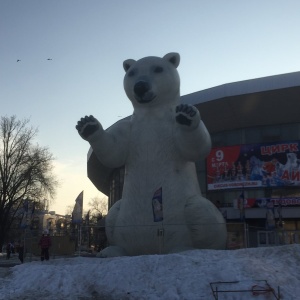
<box><xmin>123</xmin><ymin>59</ymin><xmax>136</xmax><ymax>72</ymax></box>
<box><xmin>163</xmin><ymin>52</ymin><xmax>180</xmax><ymax>68</ymax></box>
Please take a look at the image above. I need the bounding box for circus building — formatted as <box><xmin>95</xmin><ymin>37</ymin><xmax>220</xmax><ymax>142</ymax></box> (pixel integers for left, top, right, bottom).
<box><xmin>87</xmin><ymin>71</ymin><xmax>300</xmax><ymax>248</ymax></box>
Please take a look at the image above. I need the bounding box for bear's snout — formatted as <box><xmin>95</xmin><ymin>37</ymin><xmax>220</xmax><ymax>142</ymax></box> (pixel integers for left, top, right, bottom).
<box><xmin>134</xmin><ymin>81</ymin><xmax>150</xmax><ymax>96</ymax></box>
<box><xmin>133</xmin><ymin>81</ymin><xmax>154</xmax><ymax>103</ymax></box>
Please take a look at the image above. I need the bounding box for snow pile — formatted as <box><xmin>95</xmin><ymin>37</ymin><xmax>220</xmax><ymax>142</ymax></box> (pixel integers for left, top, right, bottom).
<box><xmin>0</xmin><ymin>244</ymin><xmax>299</xmax><ymax>299</ymax></box>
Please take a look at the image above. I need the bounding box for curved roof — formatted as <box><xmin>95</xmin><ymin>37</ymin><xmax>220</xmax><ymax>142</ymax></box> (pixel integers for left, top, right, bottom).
<box><xmin>181</xmin><ymin>71</ymin><xmax>300</xmax><ymax>133</ymax></box>
<box><xmin>88</xmin><ymin>71</ymin><xmax>300</xmax><ymax>195</ymax></box>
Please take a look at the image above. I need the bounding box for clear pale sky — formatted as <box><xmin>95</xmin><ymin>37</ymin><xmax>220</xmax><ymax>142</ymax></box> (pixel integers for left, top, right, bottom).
<box><xmin>1</xmin><ymin>0</ymin><xmax>300</xmax><ymax>214</ymax></box>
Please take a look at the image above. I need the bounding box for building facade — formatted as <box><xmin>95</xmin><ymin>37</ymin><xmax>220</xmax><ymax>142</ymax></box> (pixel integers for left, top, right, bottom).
<box><xmin>87</xmin><ymin>71</ymin><xmax>300</xmax><ymax>248</ymax></box>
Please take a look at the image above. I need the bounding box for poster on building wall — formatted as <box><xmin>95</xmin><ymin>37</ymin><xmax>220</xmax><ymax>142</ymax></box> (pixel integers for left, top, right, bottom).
<box><xmin>206</xmin><ymin>140</ymin><xmax>300</xmax><ymax>190</ymax></box>
<box><xmin>226</xmin><ymin>223</ymin><xmax>246</xmax><ymax>249</ymax></box>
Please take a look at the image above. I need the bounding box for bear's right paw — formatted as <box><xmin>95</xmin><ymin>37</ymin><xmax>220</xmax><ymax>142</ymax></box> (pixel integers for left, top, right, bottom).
<box><xmin>76</xmin><ymin>115</ymin><xmax>100</xmax><ymax>140</ymax></box>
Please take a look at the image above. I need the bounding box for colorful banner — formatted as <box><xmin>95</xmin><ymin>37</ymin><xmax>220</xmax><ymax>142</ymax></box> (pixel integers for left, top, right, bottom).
<box><xmin>207</xmin><ymin>141</ymin><xmax>300</xmax><ymax>190</ymax></box>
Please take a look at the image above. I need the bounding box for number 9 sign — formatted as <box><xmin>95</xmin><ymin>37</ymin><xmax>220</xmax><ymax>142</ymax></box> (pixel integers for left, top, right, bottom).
<box><xmin>215</xmin><ymin>150</ymin><xmax>224</xmax><ymax>161</ymax></box>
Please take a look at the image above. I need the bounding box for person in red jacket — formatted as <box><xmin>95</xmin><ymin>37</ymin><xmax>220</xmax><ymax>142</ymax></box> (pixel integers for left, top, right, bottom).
<box><xmin>39</xmin><ymin>230</ymin><xmax>52</xmax><ymax>261</ymax></box>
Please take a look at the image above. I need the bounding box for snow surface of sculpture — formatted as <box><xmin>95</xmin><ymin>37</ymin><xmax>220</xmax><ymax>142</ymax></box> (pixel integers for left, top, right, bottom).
<box><xmin>76</xmin><ymin>53</ymin><xmax>227</xmax><ymax>257</ymax></box>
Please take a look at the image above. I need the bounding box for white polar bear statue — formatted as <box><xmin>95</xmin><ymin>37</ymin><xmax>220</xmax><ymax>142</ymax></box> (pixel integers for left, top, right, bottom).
<box><xmin>76</xmin><ymin>52</ymin><xmax>227</xmax><ymax>257</ymax></box>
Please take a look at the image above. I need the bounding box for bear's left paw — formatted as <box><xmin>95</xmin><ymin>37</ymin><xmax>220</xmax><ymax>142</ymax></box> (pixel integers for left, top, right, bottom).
<box><xmin>175</xmin><ymin>104</ymin><xmax>200</xmax><ymax>130</ymax></box>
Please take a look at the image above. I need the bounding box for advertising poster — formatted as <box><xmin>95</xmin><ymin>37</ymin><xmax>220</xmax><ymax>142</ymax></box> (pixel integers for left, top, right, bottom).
<box><xmin>152</xmin><ymin>187</ymin><xmax>163</xmax><ymax>222</ymax></box>
<box><xmin>226</xmin><ymin>223</ymin><xmax>246</xmax><ymax>249</ymax></box>
<box><xmin>207</xmin><ymin>140</ymin><xmax>300</xmax><ymax>190</ymax></box>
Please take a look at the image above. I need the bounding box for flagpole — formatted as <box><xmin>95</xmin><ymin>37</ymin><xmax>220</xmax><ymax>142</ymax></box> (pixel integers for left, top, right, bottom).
<box><xmin>242</xmin><ymin>183</ymin><xmax>248</xmax><ymax>248</ymax></box>
<box><xmin>23</xmin><ymin>199</ymin><xmax>28</xmax><ymax>262</ymax></box>
<box><xmin>79</xmin><ymin>225</ymin><xmax>82</xmax><ymax>256</ymax></box>
<box><xmin>23</xmin><ymin>227</ymin><xmax>26</xmax><ymax>262</ymax></box>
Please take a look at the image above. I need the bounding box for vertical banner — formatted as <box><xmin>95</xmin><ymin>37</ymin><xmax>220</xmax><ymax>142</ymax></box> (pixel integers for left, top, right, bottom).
<box><xmin>72</xmin><ymin>191</ymin><xmax>83</xmax><ymax>224</ymax></box>
<box><xmin>152</xmin><ymin>187</ymin><xmax>163</xmax><ymax>222</ymax></box>
<box><xmin>20</xmin><ymin>199</ymin><xmax>29</xmax><ymax>228</ymax></box>
<box><xmin>20</xmin><ymin>212</ymin><xmax>28</xmax><ymax>229</ymax></box>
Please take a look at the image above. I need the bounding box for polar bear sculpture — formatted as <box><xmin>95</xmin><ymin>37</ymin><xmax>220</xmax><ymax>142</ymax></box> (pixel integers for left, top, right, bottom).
<box><xmin>76</xmin><ymin>53</ymin><xmax>227</xmax><ymax>257</ymax></box>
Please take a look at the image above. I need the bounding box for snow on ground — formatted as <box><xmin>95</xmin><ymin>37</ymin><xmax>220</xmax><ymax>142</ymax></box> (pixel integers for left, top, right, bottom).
<box><xmin>0</xmin><ymin>244</ymin><xmax>299</xmax><ymax>299</ymax></box>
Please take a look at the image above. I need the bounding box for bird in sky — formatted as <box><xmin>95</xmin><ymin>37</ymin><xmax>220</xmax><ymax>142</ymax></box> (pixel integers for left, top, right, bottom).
<box><xmin>17</xmin><ymin>59</ymin><xmax>21</xmax><ymax>62</ymax></box>
<box><xmin>47</xmin><ymin>58</ymin><xmax>52</xmax><ymax>60</ymax></box>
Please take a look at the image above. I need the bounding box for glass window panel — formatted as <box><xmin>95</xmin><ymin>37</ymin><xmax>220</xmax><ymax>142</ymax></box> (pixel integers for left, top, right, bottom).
<box><xmin>244</xmin><ymin>128</ymin><xmax>261</xmax><ymax>144</ymax></box>
<box><xmin>226</xmin><ymin>129</ymin><xmax>242</xmax><ymax>145</ymax></box>
<box><xmin>281</xmin><ymin>124</ymin><xmax>299</xmax><ymax>140</ymax></box>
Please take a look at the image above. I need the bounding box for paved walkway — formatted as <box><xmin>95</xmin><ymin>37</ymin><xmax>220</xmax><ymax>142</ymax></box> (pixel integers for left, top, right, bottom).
<box><xmin>0</xmin><ymin>252</ymin><xmax>41</xmax><ymax>267</ymax></box>
<box><xmin>0</xmin><ymin>253</ymin><xmax>40</xmax><ymax>279</ymax></box>
<box><xmin>0</xmin><ymin>254</ymin><xmax>21</xmax><ymax>266</ymax></box>
<box><xmin>0</xmin><ymin>254</ymin><xmax>20</xmax><ymax>279</ymax></box>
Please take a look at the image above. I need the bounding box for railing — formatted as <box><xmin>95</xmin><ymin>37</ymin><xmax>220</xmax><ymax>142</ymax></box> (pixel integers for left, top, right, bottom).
<box><xmin>257</xmin><ymin>230</ymin><xmax>300</xmax><ymax>247</ymax></box>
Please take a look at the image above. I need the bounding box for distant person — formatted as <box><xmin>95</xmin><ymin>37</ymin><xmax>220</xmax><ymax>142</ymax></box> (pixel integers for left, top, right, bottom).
<box><xmin>6</xmin><ymin>242</ymin><xmax>12</xmax><ymax>260</ymax></box>
<box><xmin>38</xmin><ymin>230</ymin><xmax>52</xmax><ymax>261</ymax></box>
<box><xmin>18</xmin><ymin>241</ymin><xmax>24</xmax><ymax>263</ymax></box>
<box><xmin>10</xmin><ymin>242</ymin><xmax>15</xmax><ymax>255</ymax></box>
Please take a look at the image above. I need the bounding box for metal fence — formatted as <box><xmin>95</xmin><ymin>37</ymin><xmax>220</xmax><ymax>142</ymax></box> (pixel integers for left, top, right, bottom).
<box><xmin>17</xmin><ymin>223</ymin><xmax>300</xmax><ymax>260</ymax></box>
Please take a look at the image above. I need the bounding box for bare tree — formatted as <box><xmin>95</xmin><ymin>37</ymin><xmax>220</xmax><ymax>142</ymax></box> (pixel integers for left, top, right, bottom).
<box><xmin>65</xmin><ymin>205</ymin><xmax>73</xmax><ymax>216</ymax></box>
<box><xmin>0</xmin><ymin>116</ymin><xmax>58</xmax><ymax>249</ymax></box>
<box><xmin>88</xmin><ymin>195</ymin><xmax>108</xmax><ymax>218</ymax></box>
<box><xmin>86</xmin><ymin>196</ymin><xmax>108</xmax><ymax>251</ymax></box>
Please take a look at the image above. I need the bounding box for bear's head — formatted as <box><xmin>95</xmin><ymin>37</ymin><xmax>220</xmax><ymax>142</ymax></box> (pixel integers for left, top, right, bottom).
<box><xmin>123</xmin><ymin>53</ymin><xmax>180</xmax><ymax>108</ymax></box>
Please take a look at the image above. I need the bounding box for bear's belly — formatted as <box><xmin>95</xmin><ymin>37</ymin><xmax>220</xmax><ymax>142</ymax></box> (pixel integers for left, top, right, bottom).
<box><xmin>117</xmin><ymin>120</ymin><xmax>200</xmax><ymax>224</ymax></box>
<box><xmin>120</xmin><ymin>146</ymin><xmax>200</xmax><ymax>227</ymax></box>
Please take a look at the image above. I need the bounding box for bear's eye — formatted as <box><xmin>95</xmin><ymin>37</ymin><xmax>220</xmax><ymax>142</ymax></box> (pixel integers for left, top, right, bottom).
<box><xmin>154</xmin><ymin>66</ymin><xmax>163</xmax><ymax>73</ymax></box>
<box><xmin>128</xmin><ymin>69</ymin><xmax>135</xmax><ymax>77</ymax></box>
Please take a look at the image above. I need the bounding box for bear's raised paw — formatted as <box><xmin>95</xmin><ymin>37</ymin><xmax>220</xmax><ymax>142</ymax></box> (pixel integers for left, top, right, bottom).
<box><xmin>76</xmin><ymin>115</ymin><xmax>100</xmax><ymax>140</ymax></box>
<box><xmin>175</xmin><ymin>104</ymin><xmax>200</xmax><ymax>130</ymax></box>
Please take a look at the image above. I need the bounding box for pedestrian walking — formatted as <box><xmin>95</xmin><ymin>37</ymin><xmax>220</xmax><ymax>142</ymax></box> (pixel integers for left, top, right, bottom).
<box><xmin>39</xmin><ymin>230</ymin><xmax>52</xmax><ymax>261</ymax></box>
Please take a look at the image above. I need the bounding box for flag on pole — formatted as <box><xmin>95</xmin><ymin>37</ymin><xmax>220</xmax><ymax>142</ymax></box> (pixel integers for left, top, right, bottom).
<box><xmin>85</xmin><ymin>210</ymin><xmax>90</xmax><ymax>224</ymax></box>
<box><xmin>72</xmin><ymin>191</ymin><xmax>83</xmax><ymax>224</ymax></box>
<box><xmin>20</xmin><ymin>199</ymin><xmax>29</xmax><ymax>228</ymax></box>
<box><xmin>20</xmin><ymin>213</ymin><xmax>28</xmax><ymax>228</ymax></box>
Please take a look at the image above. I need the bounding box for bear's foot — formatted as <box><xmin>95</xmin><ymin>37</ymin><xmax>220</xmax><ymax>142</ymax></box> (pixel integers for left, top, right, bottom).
<box><xmin>97</xmin><ymin>246</ymin><xmax>127</xmax><ymax>258</ymax></box>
